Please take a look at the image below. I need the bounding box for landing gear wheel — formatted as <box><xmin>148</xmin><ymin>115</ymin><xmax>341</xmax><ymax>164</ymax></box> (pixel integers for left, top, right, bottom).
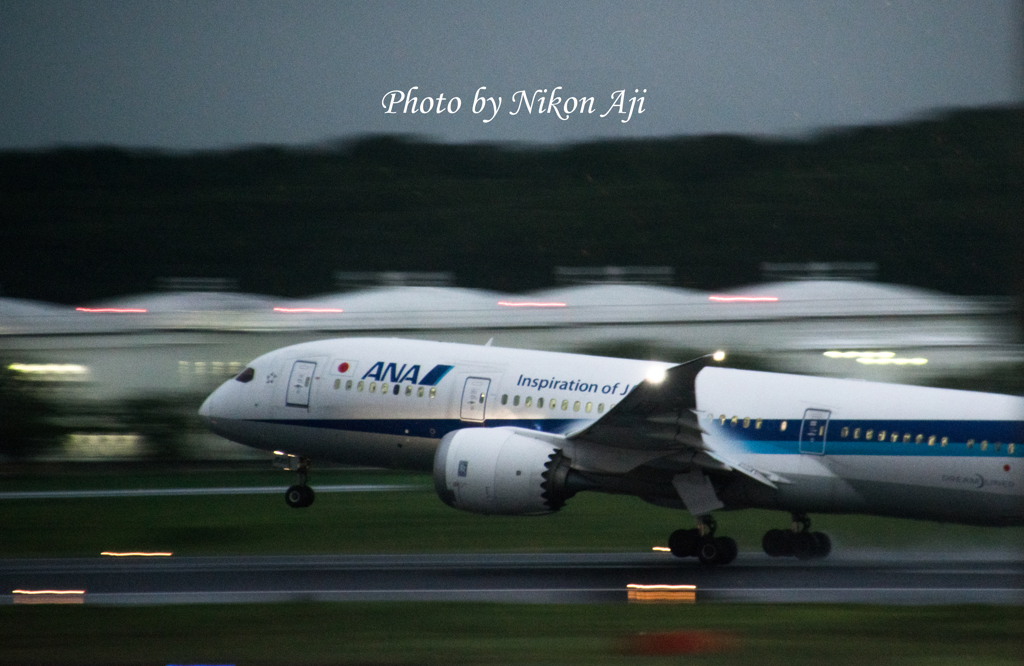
<box><xmin>810</xmin><ymin>531</ymin><xmax>831</xmax><ymax>558</ymax></box>
<box><xmin>668</xmin><ymin>528</ymin><xmax>700</xmax><ymax>558</ymax></box>
<box><xmin>761</xmin><ymin>514</ymin><xmax>831</xmax><ymax>559</ymax></box>
<box><xmin>713</xmin><ymin>536</ymin><xmax>738</xmax><ymax>565</ymax></box>
<box><xmin>697</xmin><ymin>536</ymin><xmax>737</xmax><ymax>566</ymax></box>
<box><xmin>285</xmin><ymin>484</ymin><xmax>314</xmax><ymax>508</ymax></box>
<box><xmin>762</xmin><ymin>528</ymin><xmax>793</xmax><ymax>557</ymax></box>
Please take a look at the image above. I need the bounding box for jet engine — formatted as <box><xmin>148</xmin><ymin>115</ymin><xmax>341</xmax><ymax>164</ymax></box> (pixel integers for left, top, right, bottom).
<box><xmin>433</xmin><ymin>427</ymin><xmax>575</xmax><ymax>515</ymax></box>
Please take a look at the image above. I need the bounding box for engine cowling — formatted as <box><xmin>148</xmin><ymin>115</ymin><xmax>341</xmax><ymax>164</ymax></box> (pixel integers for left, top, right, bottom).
<box><xmin>433</xmin><ymin>427</ymin><xmax>574</xmax><ymax>515</ymax></box>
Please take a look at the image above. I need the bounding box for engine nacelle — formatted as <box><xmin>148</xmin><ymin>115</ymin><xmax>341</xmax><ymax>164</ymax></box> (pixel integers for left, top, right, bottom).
<box><xmin>433</xmin><ymin>427</ymin><xmax>574</xmax><ymax>515</ymax></box>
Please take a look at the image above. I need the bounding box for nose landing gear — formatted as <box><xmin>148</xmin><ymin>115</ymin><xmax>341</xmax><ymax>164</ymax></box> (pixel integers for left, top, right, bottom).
<box><xmin>284</xmin><ymin>457</ymin><xmax>315</xmax><ymax>508</ymax></box>
<box><xmin>667</xmin><ymin>515</ymin><xmax>738</xmax><ymax>566</ymax></box>
<box><xmin>762</xmin><ymin>513</ymin><xmax>831</xmax><ymax>559</ymax></box>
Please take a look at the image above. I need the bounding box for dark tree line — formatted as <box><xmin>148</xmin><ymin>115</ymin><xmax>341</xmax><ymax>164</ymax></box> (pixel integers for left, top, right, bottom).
<box><xmin>0</xmin><ymin>106</ymin><xmax>1021</xmax><ymax>304</ymax></box>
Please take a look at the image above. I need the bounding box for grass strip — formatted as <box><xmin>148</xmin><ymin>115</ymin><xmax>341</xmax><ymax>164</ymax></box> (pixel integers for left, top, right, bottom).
<box><xmin>1</xmin><ymin>471</ymin><xmax>1022</xmax><ymax>556</ymax></box>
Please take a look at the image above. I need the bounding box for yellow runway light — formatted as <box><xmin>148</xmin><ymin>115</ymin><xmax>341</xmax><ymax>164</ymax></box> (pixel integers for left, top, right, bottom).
<box><xmin>12</xmin><ymin>590</ymin><xmax>85</xmax><ymax>605</ymax></box>
<box><xmin>101</xmin><ymin>551</ymin><xmax>172</xmax><ymax>557</ymax></box>
<box><xmin>627</xmin><ymin>583</ymin><xmax>696</xmax><ymax>603</ymax></box>
<box><xmin>651</xmin><ymin>546</ymin><xmax>671</xmax><ymax>552</ymax></box>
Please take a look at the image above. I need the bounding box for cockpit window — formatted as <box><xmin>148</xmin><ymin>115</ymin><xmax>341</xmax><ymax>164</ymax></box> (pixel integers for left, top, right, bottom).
<box><xmin>235</xmin><ymin>367</ymin><xmax>255</xmax><ymax>383</ymax></box>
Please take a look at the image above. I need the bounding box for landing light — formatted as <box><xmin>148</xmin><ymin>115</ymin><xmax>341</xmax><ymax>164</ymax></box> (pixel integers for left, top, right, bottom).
<box><xmin>712</xmin><ymin>350</ymin><xmax>726</xmax><ymax>362</ymax></box>
<box><xmin>646</xmin><ymin>368</ymin><xmax>667</xmax><ymax>384</ymax></box>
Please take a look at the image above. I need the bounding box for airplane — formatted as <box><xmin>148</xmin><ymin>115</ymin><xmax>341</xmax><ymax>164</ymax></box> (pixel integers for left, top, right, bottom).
<box><xmin>199</xmin><ymin>337</ymin><xmax>1024</xmax><ymax>565</ymax></box>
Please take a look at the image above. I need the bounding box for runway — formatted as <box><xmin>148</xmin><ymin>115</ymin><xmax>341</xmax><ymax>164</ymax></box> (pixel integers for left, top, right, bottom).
<box><xmin>2</xmin><ymin>551</ymin><xmax>1021</xmax><ymax>605</ymax></box>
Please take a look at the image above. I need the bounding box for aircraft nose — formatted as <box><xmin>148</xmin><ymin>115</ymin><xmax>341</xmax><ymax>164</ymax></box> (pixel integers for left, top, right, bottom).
<box><xmin>198</xmin><ymin>390</ymin><xmax>218</xmax><ymax>423</ymax></box>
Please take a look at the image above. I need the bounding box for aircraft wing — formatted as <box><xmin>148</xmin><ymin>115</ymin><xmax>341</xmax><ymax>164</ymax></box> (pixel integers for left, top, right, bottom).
<box><xmin>568</xmin><ymin>356</ymin><xmax>711</xmax><ymax>451</ymax></box>
<box><xmin>568</xmin><ymin>356</ymin><xmax>787</xmax><ymax>488</ymax></box>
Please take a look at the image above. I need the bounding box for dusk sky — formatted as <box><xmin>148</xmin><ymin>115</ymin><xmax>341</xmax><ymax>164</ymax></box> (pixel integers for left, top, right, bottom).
<box><xmin>1</xmin><ymin>1</ymin><xmax>1021</xmax><ymax>149</ymax></box>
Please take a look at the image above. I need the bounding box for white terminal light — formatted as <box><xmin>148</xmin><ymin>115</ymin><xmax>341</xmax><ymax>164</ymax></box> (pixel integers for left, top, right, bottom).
<box><xmin>824</xmin><ymin>351</ymin><xmax>927</xmax><ymax>365</ymax></box>
<box><xmin>8</xmin><ymin>363</ymin><xmax>88</xmax><ymax>375</ymax></box>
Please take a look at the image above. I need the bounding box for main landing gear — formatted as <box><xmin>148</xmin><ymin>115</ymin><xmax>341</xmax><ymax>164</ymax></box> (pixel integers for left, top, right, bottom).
<box><xmin>285</xmin><ymin>457</ymin><xmax>315</xmax><ymax>508</ymax></box>
<box><xmin>667</xmin><ymin>515</ymin><xmax>738</xmax><ymax>566</ymax></box>
<box><xmin>762</xmin><ymin>513</ymin><xmax>831</xmax><ymax>559</ymax></box>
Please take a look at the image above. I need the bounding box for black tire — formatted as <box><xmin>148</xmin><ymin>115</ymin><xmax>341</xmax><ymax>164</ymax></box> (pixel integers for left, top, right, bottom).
<box><xmin>810</xmin><ymin>531</ymin><xmax>831</xmax><ymax>558</ymax></box>
<box><xmin>285</xmin><ymin>484</ymin><xmax>311</xmax><ymax>508</ymax></box>
<box><xmin>697</xmin><ymin>537</ymin><xmax>721</xmax><ymax>566</ymax></box>
<box><xmin>762</xmin><ymin>529</ymin><xmax>793</xmax><ymax>557</ymax></box>
<box><xmin>668</xmin><ymin>528</ymin><xmax>700</xmax><ymax>558</ymax></box>
<box><xmin>793</xmin><ymin>531</ymin><xmax>818</xmax><ymax>559</ymax></box>
<box><xmin>714</xmin><ymin>536</ymin><xmax>738</xmax><ymax>565</ymax></box>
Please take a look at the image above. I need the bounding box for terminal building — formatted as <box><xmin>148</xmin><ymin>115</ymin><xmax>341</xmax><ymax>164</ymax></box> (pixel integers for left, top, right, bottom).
<box><xmin>2</xmin><ymin>276</ymin><xmax>1019</xmax><ymax>460</ymax></box>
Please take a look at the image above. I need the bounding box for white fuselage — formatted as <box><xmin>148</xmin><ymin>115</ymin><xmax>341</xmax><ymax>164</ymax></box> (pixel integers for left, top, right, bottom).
<box><xmin>200</xmin><ymin>337</ymin><xmax>1024</xmax><ymax>526</ymax></box>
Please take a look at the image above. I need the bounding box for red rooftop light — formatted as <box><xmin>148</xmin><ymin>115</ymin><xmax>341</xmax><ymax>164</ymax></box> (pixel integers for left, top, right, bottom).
<box><xmin>273</xmin><ymin>307</ymin><xmax>344</xmax><ymax>313</ymax></box>
<box><xmin>708</xmin><ymin>295</ymin><xmax>779</xmax><ymax>303</ymax></box>
<box><xmin>497</xmin><ymin>301</ymin><xmax>567</xmax><ymax>307</ymax></box>
<box><xmin>75</xmin><ymin>307</ymin><xmax>148</xmax><ymax>313</ymax></box>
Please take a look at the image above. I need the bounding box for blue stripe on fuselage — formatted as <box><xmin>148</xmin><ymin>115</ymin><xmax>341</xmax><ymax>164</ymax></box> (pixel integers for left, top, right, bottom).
<box><xmin>712</xmin><ymin>419</ymin><xmax>1023</xmax><ymax>457</ymax></box>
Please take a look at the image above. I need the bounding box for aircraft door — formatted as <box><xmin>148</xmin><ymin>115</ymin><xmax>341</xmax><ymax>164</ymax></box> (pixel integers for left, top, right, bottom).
<box><xmin>460</xmin><ymin>377</ymin><xmax>491</xmax><ymax>423</ymax></box>
<box><xmin>286</xmin><ymin>361</ymin><xmax>317</xmax><ymax>408</ymax></box>
<box><xmin>799</xmin><ymin>408</ymin><xmax>831</xmax><ymax>455</ymax></box>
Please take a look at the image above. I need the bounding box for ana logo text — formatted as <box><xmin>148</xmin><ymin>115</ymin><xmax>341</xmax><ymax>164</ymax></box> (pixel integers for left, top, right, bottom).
<box><xmin>361</xmin><ymin>362</ymin><xmax>453</xmax><ymax>386</ymax></box>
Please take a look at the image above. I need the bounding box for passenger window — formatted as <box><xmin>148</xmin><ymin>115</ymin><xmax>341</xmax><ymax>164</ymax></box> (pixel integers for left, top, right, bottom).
<box><xmin>561</xmin><ymin>400</ymin><xmax>569</xmax><ymax>411</ymax></box>
<box><xmin>841</xmin><ymin>427</ymin><xmax>849</xmax><ymax>438</ymax></box>
<box><xmin>429</xmin><ymin>387</ymin><xmax>436</xmax><ymax>398</ymax></box>
<box><xmin>513</xmin><ymin>396</ymin><xmax>520</xmax><ymax>406</ymax></box>
<box><xmin>417</xmin><ymin>386</ymin><xmax>424</xmax><ymax>397</ymax></box>
<box><xmin>780</xmin><ymin>421</ymin><xmax>787</xmax><ymax>432</ymax></box>
<box><xmin>1009</xmin><ymin>443</ymin><xmax>1015</xmax><ymax>454</ymax></box>
<box><xmin>730</xmin><ymin>416</ymin><xmax>738</xmax><ymax>426</ymax></box>
<box><xmin>369</xmin><ymin>382</ymin><xmax>377</xmax><ymax>393</ymax></box>
<box><xmin>334</xmin><ymin>379</ymin><xmax>341</xmax><ymax>390</ymax></box>
<box><xmin>525</xmin><ymin>397</ymin><xmax>533</xmax><ymax>407</ymax></box>
<box><xmin>755</xmin><ymin>418</ymin><xmax>762</xmax><ymax>429</ymax></box>
<box><xmin>551</xmin><ymin>399</ymin><xmax>557</xmax><ymax>411</ymax></box>
<box><xmin>903</xmin><ymin>434</ymin><xmax>911</xmax><ymax>443</ymax></box>
<box><xmin>995</xmin><ymin>442</ymin><xmax>1001</xmax><ymax>452</ymax></box>
<box><xmin>981</xmin><ymin>440</ymin><xmax>988</xmax><ymax>451</ymax></box>
<box><xmin>598</xmin><ymin>403</ymin><xmax>605</xmax><ymax>413</ymax></box>
<box><xmin>866</xmin><ymin>429</ymin><xmax>874</xmax><ymax>440</ymax></box>
<box><xmin>877</xmin><ymin>430</ymin><xmax>885</xmax><ymax>441</ymax></box>
<box><xmin>928</xmin><ymin>435</ymin><xmax>935</xmax><ymax>446</ymax></box>
<box><xmin>853</xmin><ymin>428</ymin><xmax>860</xmax><ymax>439</ymax></box>
<box><xmin>915</xmin><ymin>434</ymin><xmax>923</xmax><ymax>444</ymax></box>
<box><xmin>573</xmin><ymin>401</ymin><xmax>580</xmax><ymax>412</ymax></box>
<box><xmin>890</xmin><ymin>432</ymin><xmax>898</xmax><ymax>443</ymax></box>
<box><xmin>501</xmin><ymin>394</ymin><xmax>508</xmax><ymax>405</ymax></box>
<box><xmin>358</xmin><ymin>381</ymin><xmax>364</xmax><ymax>392</ymax></box>
<box><xmin>537</xmin><ymin>398</ymin><xmax>544</xmax><ymax>408</ymax></box>
<box><xmin>743</xmin><ymin>417</ymin><xmax>750</xmax><ymax>428</ymax></box>
<box><xmin>940</xmin><ymin>437</ymin><xmax>948</xmax><ymax>447</ymax></box>
<box><xmin>346</xmin><ymin>379</ymin><xmax>353</xmax><ymax>390</ymax></box>
<box><xmin>585</xmin><ymin>402</ymin><xmax>593</xmax><ymax>413</ymax></box>
<box><xmin>404</xmin><ymin>385</ymin><xmax>412</xmax><ymax>396</ymax></box>
<box><xmin>394</xmin><ymin>384</ymin><xmax>401</xmax><ymax>396</ymax></box>
<box><xmin>966</xmin><ymin>439</ymin><xmax>974</xmax><ymax>449</ymax></box>
<box><xmin>381</xmin><ymin>382</ymin><xmax>389</xmax><ymax>394</ymax></box>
